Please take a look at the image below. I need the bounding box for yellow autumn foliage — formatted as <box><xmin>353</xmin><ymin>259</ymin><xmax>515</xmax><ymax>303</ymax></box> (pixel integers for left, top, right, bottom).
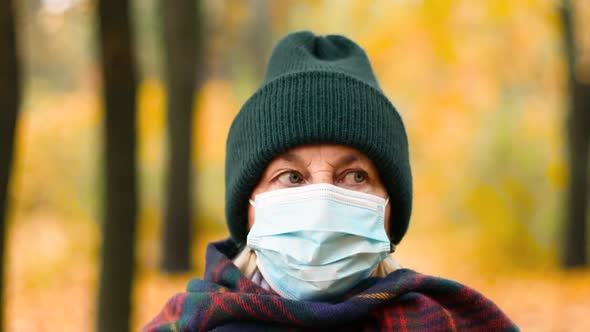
<box><xmin>5</xmin><ymin>0</ymin><xmax>590</xmax><ymax>331</ymax></box>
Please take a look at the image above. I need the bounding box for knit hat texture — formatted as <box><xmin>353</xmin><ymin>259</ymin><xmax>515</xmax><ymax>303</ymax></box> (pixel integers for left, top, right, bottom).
<box><xmin>225</xmin><ymin>31</ymin><xmax>412</xmax><ymax>246</ymax></box>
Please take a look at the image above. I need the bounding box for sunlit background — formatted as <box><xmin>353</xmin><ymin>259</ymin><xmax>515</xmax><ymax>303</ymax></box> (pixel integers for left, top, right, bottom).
<box><xmin>5</xmin><ymin>0</ymin><xmax>590</xmax><ymax>330</ymax></box>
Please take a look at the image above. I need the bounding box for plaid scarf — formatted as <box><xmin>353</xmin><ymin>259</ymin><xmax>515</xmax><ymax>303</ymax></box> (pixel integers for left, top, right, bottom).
<box><xmin>143</xmin><ymin>239</ymin><xmax>519</xmax><ymax>332</ymax></box>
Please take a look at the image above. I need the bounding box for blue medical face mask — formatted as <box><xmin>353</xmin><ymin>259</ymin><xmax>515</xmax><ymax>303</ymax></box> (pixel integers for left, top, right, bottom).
<box><xmin>246</xmin><ymin>183</ymin><xmax>392</xmax><ymax>302</ymax></box>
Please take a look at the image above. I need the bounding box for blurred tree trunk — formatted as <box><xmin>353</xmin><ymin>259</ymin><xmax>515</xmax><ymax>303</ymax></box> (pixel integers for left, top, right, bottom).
<box><xmin>96</xmin><ymin>0</ymin><xmax>138</xmax><ymax>330</ymax></box>
<box><xmin>245</xmin><ymin>0</ymin><xmax>272</xmax><ymax>81</ymax></box>
<box><xmin>0</xmin><ymin>1</ymin><xmax>21</xmax><ymax>331</ymax></box>
<box><xmin>160</xmin><ymin>0</ymin><xmax>202</xmax><ymax>272</ymax></box>
<box><xmin>560</xmin><ymin>0</ymin><xmax>590</xmax><ymax>268</ymax></box>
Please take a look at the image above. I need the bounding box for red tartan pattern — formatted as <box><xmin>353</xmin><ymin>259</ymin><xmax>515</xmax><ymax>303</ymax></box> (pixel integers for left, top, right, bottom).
<box><xmin>143</xmin><ymin>239</ymin><xmax>519</xmax><ymax>332</ymax></box>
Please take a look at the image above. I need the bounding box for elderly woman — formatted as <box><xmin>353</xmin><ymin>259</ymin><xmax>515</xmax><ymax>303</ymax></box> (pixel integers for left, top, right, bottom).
<box><xmin>144</xmin><ymin>31</ymin><xmax>518</xmax><ymax>331</ymax></box>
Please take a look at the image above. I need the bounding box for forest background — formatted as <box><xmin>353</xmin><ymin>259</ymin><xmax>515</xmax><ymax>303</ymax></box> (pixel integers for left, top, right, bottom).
<box><xmin>1</xmin><ymin>0</ymin><xmax>590</xmax><ymax>331</ymax></box>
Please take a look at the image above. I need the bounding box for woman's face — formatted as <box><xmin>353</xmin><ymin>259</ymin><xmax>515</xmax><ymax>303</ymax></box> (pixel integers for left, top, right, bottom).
<box><xmin>247</xmin><ymin>144</ymin><xmax>391</xmax><ymax>236</ymax></box>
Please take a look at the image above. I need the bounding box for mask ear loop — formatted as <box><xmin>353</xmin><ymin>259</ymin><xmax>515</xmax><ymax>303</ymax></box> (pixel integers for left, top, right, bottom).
<box><xmin>384</xmin><ymin>197</ymin><xmax>395</xmax><ymax>253</ymax></box>
<box><xmin>249</xmin><ymin>199</ymin><xmax>255</xmax><ymax>207</ymax></box>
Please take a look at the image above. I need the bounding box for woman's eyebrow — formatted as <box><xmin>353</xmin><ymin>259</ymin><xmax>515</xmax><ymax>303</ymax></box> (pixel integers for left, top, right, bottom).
<box><xmin>278</xmin><ymin>153</ymin><xmax>361</xmax><ymax>167</ymax></box>
<box><xmin>336</xmin><ymin>154</ymin><xmax>361</xmax><ymax>167</ymax></box>
<box><xmin>279</xmin><ymin>153</ymin><xmax>303</xmax><ymax>163</ymax></box>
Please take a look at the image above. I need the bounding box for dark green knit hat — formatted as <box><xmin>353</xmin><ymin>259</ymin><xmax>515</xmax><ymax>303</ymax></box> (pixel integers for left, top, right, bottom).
<box><xmin>225</xmin><ymin>31</ymin><xmax>412</xmax><ymax>247</ymax></box>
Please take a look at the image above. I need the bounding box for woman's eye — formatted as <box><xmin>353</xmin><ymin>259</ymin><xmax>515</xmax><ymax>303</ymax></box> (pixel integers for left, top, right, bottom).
<box><xmin>277</xmin><ymin>171</ymin><xmax>304</xmax><ymax>185</ymax></box>
<box><xmin>343</xmin><ymin>170</ymin><xmax>367</xmax><ymax>184</ymax></box>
